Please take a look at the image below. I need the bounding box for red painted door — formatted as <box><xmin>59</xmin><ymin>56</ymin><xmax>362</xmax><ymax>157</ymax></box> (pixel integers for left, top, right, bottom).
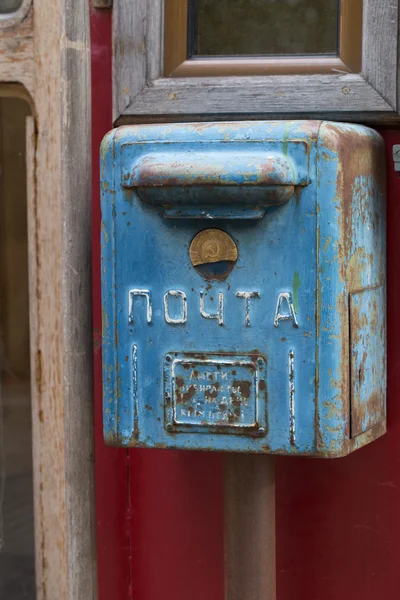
<box><xmin>91</xmin><ymin>7</ymin><xmax>400</xmax><ymax>599</ymax></box>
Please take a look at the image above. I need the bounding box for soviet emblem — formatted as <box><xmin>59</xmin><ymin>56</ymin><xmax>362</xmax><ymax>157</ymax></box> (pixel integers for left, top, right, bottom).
<box><xmin>189</xmin><ymin>228</ymin><xmax>238</xmax><ymax>281</ymax></box>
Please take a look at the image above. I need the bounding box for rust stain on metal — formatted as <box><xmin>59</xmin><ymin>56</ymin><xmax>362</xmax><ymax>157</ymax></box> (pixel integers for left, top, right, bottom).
<box><xmin>232</xmin><ymin>380</ymin><xmax>252</xmax><ymax>399</ymax></box>
<box><xmin>175</xmin><ymin>381</ymin><xmax>197</xmax><ymax>404</ymax></box>
<box><xmin>205</xmin><ymin>382</ymin><xmax>220</xmax><ymax>401</ymax></box>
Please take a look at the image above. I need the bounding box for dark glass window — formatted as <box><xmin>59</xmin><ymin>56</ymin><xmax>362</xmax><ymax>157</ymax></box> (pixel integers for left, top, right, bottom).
<box><xmin>0</xmin><ymin>0</ymin><xmax>24</xmax><ymax>14</ymax></box>
<box><xmin>188</xmin><ymin>0</ymin><xmax>340</xmax><ymax>57</ymax></box>
<box><xmin>0</xmin><ymin>97</ymin><xmax>35</xmax><ymax>599</ymax></box>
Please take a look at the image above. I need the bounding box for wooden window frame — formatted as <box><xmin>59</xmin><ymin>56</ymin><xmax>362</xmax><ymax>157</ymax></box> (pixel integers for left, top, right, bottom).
<box><xmin>164</xmin><ymin>0</ymin><xmax>361</xmax><ymax>77</ymax></box>
<box><xmin>113</xmin><ymin>0</ymin><xmax>400</xmax><ymax>124</ymax></box>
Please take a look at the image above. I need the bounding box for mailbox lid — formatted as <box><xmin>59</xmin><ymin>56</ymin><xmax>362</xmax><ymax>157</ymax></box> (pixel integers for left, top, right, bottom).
<box><xmin>118</xmin><ymin>121</ymin><xmax>314</xmax><ymax>219</ymax></box>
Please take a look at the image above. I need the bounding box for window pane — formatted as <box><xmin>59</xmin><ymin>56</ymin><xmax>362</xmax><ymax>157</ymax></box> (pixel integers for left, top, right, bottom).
<box><xmin>0</xmin><ymin>98</ymin><xmax>35</xmax><ymax>599</ymax></box>
<box><xmin>0</xmin><ymin>0</ymin><xmax>23</xmax><ymax>14</ymax></box>
<box><xmin>189</xmin><ymin>0</ymin><xmax>340</xmax><ymax>57</ymax></box>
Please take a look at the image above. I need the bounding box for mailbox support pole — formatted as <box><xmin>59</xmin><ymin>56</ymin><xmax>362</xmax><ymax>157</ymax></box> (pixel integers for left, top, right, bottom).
<box><xmin>225</xmin><ymin>455</ymin><xmax>276</xmax><ymax>600</ymax></box>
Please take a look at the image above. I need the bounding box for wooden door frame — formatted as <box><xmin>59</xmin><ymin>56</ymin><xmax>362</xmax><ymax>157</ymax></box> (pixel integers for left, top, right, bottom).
<box><xmin>0</xmin><ymin>0</ymin><xmax>96</xmax><ymax>598</ymax></box>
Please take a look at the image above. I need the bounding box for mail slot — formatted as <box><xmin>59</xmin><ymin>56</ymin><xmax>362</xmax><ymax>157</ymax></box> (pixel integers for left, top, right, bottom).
<box><xmin>101</xmin><ymin>121</ymin><xmax>386</xmax><ymax>457</ymax></box>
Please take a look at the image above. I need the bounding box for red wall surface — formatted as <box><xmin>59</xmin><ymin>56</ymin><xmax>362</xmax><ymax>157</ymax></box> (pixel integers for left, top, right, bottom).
<box><xmin>276</xmin><ymin>131</ymin><xmax>400</xmax><ymax>600</ymax></box>
<box><xmin>91</xmin><ymin>9</ymin><xmax>224</xmax><ymax>600</ymax></box>
<box><xmin>91</xmin><ymin>7</ymin><xmax>400</xmax><ymax>598</ymax></box>
<box><xmin>91</xmin><ymin>8</ymin><xmax>130</xmax><ymax>599</ymax></box>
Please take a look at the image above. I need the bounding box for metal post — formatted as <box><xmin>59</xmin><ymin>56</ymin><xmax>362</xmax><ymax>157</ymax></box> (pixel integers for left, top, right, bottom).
<box><xmin>225</xmin><ymin>455</ymin><xmax>276</xmax><ymax>600</ymax></box>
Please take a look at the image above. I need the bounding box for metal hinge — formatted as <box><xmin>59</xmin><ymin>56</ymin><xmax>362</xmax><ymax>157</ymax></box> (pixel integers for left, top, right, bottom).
<box><xmin>393</xmin><ymin>145</ymin><xmax>400</xmax><ymax>173</ymax></box>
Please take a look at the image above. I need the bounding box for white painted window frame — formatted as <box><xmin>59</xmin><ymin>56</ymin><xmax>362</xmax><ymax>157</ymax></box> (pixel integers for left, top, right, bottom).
<box><xmin>113</xmin><ymin>0</ymin><xmax>400</xmax><ymax>124</ymax></box>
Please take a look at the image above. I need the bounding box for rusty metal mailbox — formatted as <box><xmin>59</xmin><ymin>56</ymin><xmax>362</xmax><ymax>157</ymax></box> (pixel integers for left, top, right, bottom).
<box><xmin>101</xmin><ymin>121</ymin><xmax>386</xmax><ymax>457</ymax></box>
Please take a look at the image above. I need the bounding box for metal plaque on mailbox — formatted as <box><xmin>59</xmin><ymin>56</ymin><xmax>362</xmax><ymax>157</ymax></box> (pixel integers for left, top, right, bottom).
<box><xmin>101</xmin><ymin>121</ymin><xmax>386</xmax><ymax>457</ymax></box>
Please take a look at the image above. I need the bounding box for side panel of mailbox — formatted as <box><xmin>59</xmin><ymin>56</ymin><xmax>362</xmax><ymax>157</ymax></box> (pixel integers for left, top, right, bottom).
<box><xmin>316</xmin><ymin>123</ymin><xmax>386</xmax><ymax>457</ymax></box>
<box><xmin>341</xmin><ymin>124</ymin><xmax>387</xmax><ymax>452</ymax></box>
<box><xmin>101</xmin><ymin>129</ymin><xmax>120</xmax><ymax>444</ymax></box>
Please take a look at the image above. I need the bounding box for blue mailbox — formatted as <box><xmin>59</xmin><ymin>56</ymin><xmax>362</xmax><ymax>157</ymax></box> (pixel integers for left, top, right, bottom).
<box><xmin>101</xmin><ymin>121</ymin><xmax>386</xmax><ymax>457</ymax></box>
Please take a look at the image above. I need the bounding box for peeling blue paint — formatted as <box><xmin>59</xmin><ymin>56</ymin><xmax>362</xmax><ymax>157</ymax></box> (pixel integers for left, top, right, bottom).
<box><xmin>101</xmin><ymin>121</ymin><xmax>386</xmax><ymax>457</ymax></box>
